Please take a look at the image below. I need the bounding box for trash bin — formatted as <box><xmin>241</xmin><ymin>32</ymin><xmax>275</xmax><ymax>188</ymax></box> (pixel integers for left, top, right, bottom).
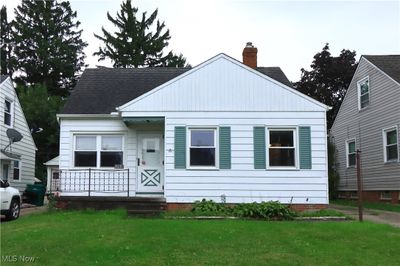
<box><xmin>25</xmin><ymin>184</ymin><xmax>46</xmax><ymax>206</ymax></box>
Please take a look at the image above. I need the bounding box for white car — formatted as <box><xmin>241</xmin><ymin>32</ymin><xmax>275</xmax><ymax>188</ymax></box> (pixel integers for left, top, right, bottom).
<box><xmin>1</xmin><ymin>179</ymin><xmax>21</xmax><ymax>220</ymax></box>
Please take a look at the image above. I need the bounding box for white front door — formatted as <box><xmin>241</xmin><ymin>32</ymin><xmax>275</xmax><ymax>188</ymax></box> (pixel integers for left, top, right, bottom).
<box><xmin>137</xmin><ymin>134</ymin><xmax>164</xmax><ymax>194</ymax></box>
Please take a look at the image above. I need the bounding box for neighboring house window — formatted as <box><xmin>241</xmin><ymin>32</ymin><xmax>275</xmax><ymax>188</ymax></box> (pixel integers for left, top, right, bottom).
<box><xmin>13</xmin><ymin>161</ymin><xmax>20</xmax><ymax>181</ymax></box>
<box><xmin>380</xmin><ymin>191</ymin><xmax>392</xmax><ymax>200</ymax></box>
<box><xmin>346</xmin><ymin>139</ymin><xmax>356</xmax><ymax>167</ymax></box>
<box><xmin>188</xmin><ymin>128</ymin><xmax>217</xmax><ymax>167</ymax></box>
<box><xmin>74</xmin><ymin>135</ymin><xmax>124</xmax><ymax>168</ymax></box>
<box><xmin>268</xmin><ymin>129</ymin><xmax>296</xmax><ymax>167</ymax></box>
<box><xmin>4</xmin><ymin>99</ymin><xmax>13</xmax><ymax>127</ymax></box>
<box><xmin>383</xmin><ymin>127</ymin><xmax>398</xmax><ymax>162</ymax></box>
<box><xmin>358</xmin><ymin>77</ymin><xmax>370</xmax><ymax>109</ymax></box>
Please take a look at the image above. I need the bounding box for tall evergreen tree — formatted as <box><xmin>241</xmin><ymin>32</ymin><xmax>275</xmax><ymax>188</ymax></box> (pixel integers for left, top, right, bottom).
<box><xmin>11</xmin><ymin>0</ymin><xmax>87</xmax><ymax>96</ymax></box>
<box><xmin>293</xmin><ymin>44</ymin><xmax>357</xmax><ymax>128</ymax></box>
<box><xmin>94</xmin><ymin>0</ymin><xmax>188</xmax><ymax>68</ymax></box>
<box><xmin>1</xmin><ymin>6</ymin><xmax>13</xmax><ymax>75</ymax></box>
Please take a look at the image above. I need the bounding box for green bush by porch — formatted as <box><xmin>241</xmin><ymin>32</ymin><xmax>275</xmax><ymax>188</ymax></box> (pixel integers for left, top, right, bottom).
<box><xmin>1</xmin><ymin>210</ymin><xmax>400</xmax><ymax>265</ymax></box>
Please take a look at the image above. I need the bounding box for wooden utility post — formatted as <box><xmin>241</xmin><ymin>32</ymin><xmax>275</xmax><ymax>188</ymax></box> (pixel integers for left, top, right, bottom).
<box><xmin>356</xmin><ymin>149</ymin><xmax>363</xmax><ymax>222</ymax></box>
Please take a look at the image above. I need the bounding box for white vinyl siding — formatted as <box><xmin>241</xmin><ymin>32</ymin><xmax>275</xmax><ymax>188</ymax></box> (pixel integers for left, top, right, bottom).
<box><xmin>138</xmin><ymin>111</ymin><xmax>327</xmax><ymax>204</ymax></box>
<box><xmin>0</xmin><ymin>78</ymin><xmax>36</xmax><ymax>192</ymax></box>
<box><xmin>383</xmin><ymin>126</ymin><xmax>398</xmax><ymax>162</ymax></box>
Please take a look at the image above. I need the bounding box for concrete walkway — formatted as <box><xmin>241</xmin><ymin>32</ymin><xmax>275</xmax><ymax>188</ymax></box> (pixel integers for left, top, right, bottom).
<box><xmin>329</xmin><ymin>204</ymin><xmax>400</xmax><ymax>228</ymax></box>
<box><xmin>20</xmin><ymin>204</ymin><xmax>47</xmax><ymax>216</ymax></box>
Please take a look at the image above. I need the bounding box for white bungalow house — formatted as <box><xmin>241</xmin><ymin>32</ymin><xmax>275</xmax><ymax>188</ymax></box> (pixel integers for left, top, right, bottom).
<box><xmin>0</xmin><ymin>75</ymin><xmax>37</xmax><ymax>192</ymax></box>
<box><xmin>55</xmin><ymin>44</ymin><xmax>330</xmax><ymax>210</ymax></box>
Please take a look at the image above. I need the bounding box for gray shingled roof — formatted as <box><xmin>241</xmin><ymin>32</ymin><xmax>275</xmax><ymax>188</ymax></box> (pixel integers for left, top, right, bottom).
<box><xmin>61</xmin><ymin>66</ymin><xmax>293</xmax><ymax>114</ymax></box>
<box><xmin>0</xmin><ymin>75</ymin><xmax>9</xmax><ymax>83</ymax></box>
<box><xmin>363</xmin><ymin>55</ymin><xmax>400</xmax><ymax>84</ymax></box>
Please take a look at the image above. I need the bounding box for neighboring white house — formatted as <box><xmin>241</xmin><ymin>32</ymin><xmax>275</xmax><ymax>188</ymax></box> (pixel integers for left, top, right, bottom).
<box><xmin>55</xmin><ymin>44</ymin><xmax>330</xmax><ymax>208</ymax></box>
<box><xmin>0</xmin><ymin>75</ymin><xmax>37</xmax><ymax>192</ymax></box>
<box><xmin>44</xmin><ymin>156</ymin><xmax>59</xmax><ymax>192</ymax></box>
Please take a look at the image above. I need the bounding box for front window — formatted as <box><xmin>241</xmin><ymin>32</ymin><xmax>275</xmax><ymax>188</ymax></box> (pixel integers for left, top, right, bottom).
<box><xmin>4</xmin><ymin>99</ymin><xmax>13</xmax><ymax>126</ymax></box>
<box><xmin>358</xmin><ymin>77</ymin><xmax>370</xmax><ymax>109</ymax></box>
<box><xmin>13</xmin><ymin>161</ymin><xmax>20</xmax><ymax>181</ymax></box>
<box><xmin>74</xmin><ymin>135</ymin><xmax>123</xmax><ymax>167</ymax></box>
<box><xmin>268</xmin><ymin>129</ymin><xmax>296</xmax><ymax>167</ymax></box>
<box><xmin>189</xmin><ymin>129</ymin><xmax>216</xmax><ymax>167</ymax></box>
<box><xmin>346</xmin><ymin>140</ymin><xmax>356</xmax><ymax>167</ymax></box>
<box><xmin>75</xmin><ymin>136</ymin><xmax>97</xmax><ymax>167</ymax></box>
<box><xmin>101</xmin><ymin>136</ymin><xmax>123</xmax><ymax>167</ymax></box>
<box><xmin>383</xmin><ymin>127</ymin><xmax>398</xmax><ymax>162</ymax></box>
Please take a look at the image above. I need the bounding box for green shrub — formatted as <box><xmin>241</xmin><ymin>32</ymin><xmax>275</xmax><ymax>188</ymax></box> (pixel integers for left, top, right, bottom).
<box><xmin>192</xmin><ymin>199</ymin><xmax>228</xmax><ymax>215</ymax></box>
<box><xmin>191</xmin><ymin>199</ymin><xmax>296</xmax><ymax>220</ymax></box>
<box><xmin>233</xmin><ymin>201</ymin><xmax>296</xmax><ymax>220</ymax></box>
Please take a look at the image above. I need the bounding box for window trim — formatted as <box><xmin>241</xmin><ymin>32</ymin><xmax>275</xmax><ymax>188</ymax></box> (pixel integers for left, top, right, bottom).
<box><xmin>12</xmin><ymin>160</ymin><xmax>21</xmax><ymax>181</ymax></box>
<box><xmin>357</xmin><ymin>76</ymin><xmax>370</xmax><ymax>110</ymax></box>
<box><xmin>186</xmin><ymin>127</ymin><xmax>219</xmax><ymax>170</ymax></box>
<box><xmin>4</xmin><ymin>98</ymin><xmax>14</xmax><ymax>128</ymax></box>
<box><xmin>382</xmin><ymin>126</ymin><xmax>399</xmax><ymax>163</ymax></box>
<box><xmin>73</xmin><ymin>134</ymin><xmax>125</xmax><ymax>168</ymax></box>
<box><xmin>346</xmin><ymin>138</ymin><xmax>356</xmax><ymax>168</ymax></box>
<box><xmin>266</xmin><ymin>127</ymin><xmax>298</xmax><ymax>170</ymax></box>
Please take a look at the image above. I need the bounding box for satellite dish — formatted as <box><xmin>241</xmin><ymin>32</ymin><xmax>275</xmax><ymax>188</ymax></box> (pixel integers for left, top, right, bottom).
<box><xmin>6</xmin><ymin>128</ymin><xmax>23</xmax><ymax>143</ymax></box>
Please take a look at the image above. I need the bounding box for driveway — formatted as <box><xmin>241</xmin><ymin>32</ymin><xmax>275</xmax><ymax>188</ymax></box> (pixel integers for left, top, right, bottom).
<box><xmin>329</xmin><ymin>204</ymin><xmax>400</xmax><ymax>228</ymax></box>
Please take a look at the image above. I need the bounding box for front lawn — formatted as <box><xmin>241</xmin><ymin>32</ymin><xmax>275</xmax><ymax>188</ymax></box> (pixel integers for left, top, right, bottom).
<box><xmin>332</xmin><ymin>199</ymin><xmax>400</xmax><ymax>213</ymax></box>
<box><xmin>1</xmin><ymin>210</ymin><xmax>399</xmax><ymax>265</ymax></box>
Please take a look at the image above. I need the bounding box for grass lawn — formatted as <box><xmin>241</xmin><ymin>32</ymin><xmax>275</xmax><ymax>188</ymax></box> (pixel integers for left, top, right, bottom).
<box><xmin>1</xmin><ymin>210</ymin><xmax>400</xmax><ymax>266</ymax></box>
<box><xmin>332</xmin><ymin>199</ymin><xmax>400</xmax><ymax>213</ymax></box>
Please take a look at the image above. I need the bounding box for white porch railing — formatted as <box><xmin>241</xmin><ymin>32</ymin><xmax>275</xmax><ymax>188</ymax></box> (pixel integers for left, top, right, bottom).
<box><xmin>53</xmin><ymin>169</ymin><xmax>130</xmax><ymax>197</ymax></box>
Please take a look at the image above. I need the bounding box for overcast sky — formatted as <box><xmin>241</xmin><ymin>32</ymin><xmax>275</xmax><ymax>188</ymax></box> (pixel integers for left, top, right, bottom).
<box><xmin>4</xmin><ymin>0</ymin><xmax>400</xmax><ymax>81</ymax></box>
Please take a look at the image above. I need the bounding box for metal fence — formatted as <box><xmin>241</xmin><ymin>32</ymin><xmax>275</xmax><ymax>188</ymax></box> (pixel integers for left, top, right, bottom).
<box><xmin>53</xmin><ymin>169</ymin><xmax>130</xmax><ymax>196</ymax></box>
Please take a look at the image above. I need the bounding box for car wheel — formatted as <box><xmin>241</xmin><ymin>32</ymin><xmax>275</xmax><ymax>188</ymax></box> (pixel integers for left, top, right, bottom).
<box><xmin>6</xmin><ymin>199</ymin><xmax>20</xmax><ymax>221</ymax></box>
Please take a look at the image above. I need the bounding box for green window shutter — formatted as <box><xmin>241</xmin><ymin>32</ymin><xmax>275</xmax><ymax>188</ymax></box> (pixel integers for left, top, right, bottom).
<box><xmin>219</xmin><ymin>127</ymin><xmax>231</xmax><ymax>169</ymax></box>
<box><xmin>299</xmin><ymin>126</ymin><xmax>312</xmax><ymax>169</ymax></box>
<box><xmin>253</xmin><ymin>127</ymin><xmax>266</xmax><ymax>169</ymax></box>
<box><xmin>174</xmin><ymin>127</ymin><xmax>186</xmax><ymax>169</ymax></box>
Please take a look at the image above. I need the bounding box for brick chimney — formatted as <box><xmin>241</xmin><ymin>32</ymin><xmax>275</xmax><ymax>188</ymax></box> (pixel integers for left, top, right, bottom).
<box><xmin>242</xmin><ymin>42</ymin><xmax>258</xmax><ymax>68</ymax></box>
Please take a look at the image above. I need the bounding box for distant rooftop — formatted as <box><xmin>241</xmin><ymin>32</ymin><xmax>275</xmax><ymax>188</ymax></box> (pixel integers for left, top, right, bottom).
<box><xmin>363</xmin><ymin>55</ymin><xmax>400</xmax><ymax>84</ymax></box>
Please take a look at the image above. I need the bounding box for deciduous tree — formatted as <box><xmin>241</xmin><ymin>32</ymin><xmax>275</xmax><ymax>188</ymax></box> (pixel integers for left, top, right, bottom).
<box><xmin>293</xmin><ymin>44</ymin><xmax>357</xmax><ymax>128</ymax></box>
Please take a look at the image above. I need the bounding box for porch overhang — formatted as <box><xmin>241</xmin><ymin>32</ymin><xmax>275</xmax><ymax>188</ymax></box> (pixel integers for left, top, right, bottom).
<box><xmin>123</xmin><ymin>117</ymin><xmax>164</xmax><ymax>126</ymax></box>
<box><xmin>0</xmin><ymin>150</ymin><xmax>21</xmax><ymax>160</ymax></box>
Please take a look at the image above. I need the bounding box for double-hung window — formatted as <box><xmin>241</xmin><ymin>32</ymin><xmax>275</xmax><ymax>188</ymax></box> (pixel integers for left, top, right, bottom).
<box><xmin>358</xmin><ymin>77</ymin><xmax>370</xmax><ymax>109</ymax></box>
<box><xmin>188</xmin><ymin>128</ymin><xmax>217</xmax><ymax>168</ymax></box>
<box><xmin>268</xmin><ymin>129</ymin><xmax>296</xmax><ymax>167</ymax></box>
<box><xmin>383</xmin><ymin>127</ymin><xmax>398</xmax><ymax>162</ymax></box>
<box><xmin>346</xmin><ymin>139</ymin><xmax>356</xmax><ymax>167</ymax></box>
<box><xmin>74</xmin><ymin>135</ymin><xmax>123</xmax><ymax>167</ymax></box>
<box><xmin>101</xmin><ymin>136</ymin><xmax>123</xmax><ymax>167</ymax></box>
<box><xmin>75</xmin><ymin>136</ymin><xmax>97</xmax><ymax>167</ymax></box>
<box><xmin>13</xmin><ymin>161</ymin><xmax>20</xmax><ymax>181</ymax></box>
<box><xmin>4</xmin><ymin>99</ymin><xmax>13</xmax><ymax>127</ymax></box>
